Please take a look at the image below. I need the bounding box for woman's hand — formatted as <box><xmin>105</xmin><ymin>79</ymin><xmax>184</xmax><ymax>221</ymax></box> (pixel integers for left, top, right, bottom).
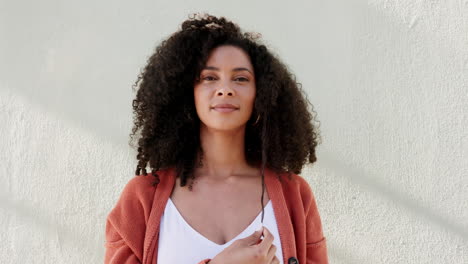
<box><xmin>209</xmin><ymin>226</ymin><xmax>280</xmax><ymax>264</ymax></box>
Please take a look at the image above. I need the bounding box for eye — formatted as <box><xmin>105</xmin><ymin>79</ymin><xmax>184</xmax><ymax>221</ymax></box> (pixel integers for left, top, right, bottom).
<box><xmin>235</xmin><ymin>77</ymin><xmax>249</xmax><ymax>82</ymax></box>
<box><xmin>201</xmin><ymin>76</ymin><xmax>249</xmax><ymax>82</ymax></box>
<box><xmin>203</xmin><ymin>76</ymin><xmax>216</xmax><ymax>81</ymax></box>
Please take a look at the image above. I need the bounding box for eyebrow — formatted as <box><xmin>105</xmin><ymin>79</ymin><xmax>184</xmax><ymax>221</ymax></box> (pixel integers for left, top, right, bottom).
<box><xmin>202</xmin><ymin>66</ymin><xmax>253</xmax><ymax>75</ymax></box>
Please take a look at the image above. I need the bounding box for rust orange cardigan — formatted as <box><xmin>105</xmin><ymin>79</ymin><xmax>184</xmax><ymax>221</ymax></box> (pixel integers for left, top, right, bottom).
<box><xmin>104</xmin><ymin>167</ymin><xmax>328</xmax><ymax>264</ymax></box>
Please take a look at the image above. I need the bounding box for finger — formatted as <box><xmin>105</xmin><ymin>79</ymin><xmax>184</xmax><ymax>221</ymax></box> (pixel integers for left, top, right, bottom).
<box><xmin>264</xmin><ymin>226</ymin><xmax>275</xmax><ymax>244</ymax></box>
<box><xmin>272</xmin><ymin>256</ymin><xmax>280</xmax><ymax>264</ymax></box>
<box><xmin>247</xmin><ymin>229</ymin><xmax>263</xmax><ymax>246</ymax></box>
<box><xmin>266</xmin><ymin>244</ymin><xmax>277</xmax><ymax>263</ymax></box>
<box><xmin>258</xmin><ymin>226</ymin><xmax>275</xmax><ymax>251</ymax></box>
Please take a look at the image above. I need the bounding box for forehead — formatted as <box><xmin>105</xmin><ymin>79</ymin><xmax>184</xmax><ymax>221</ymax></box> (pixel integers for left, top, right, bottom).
<box><xmin>203</xmin><ymin>45</ymin><xmax>253</xmax><ymax>71</ymax></box>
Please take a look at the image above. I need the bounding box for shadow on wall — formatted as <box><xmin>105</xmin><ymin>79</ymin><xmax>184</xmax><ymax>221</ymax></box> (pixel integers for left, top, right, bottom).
<box><xmin>0</xmin><ymin>189</ymin><xmax>97</xmax><ymax>260</ymax></box>
<box><xmin>1</xmin><ymin>0</ymin><xmax>467</xmax><ymax>263</ymax></box>
<box><xmin>345</xmin><ymin>0</ymin><xmax>468</xmax><ymax>241</ymax></box>
<box><xmin>320</xmin><ymin>149</ymin><xmax>468</xmax><ymax>241</ymax></box>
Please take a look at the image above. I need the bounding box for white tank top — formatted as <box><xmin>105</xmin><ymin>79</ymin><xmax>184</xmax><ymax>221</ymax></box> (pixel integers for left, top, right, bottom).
<box><xmin>157</xmin><ymin>198</ymin><xmax>284</xmax><ymax>264</ymax></box>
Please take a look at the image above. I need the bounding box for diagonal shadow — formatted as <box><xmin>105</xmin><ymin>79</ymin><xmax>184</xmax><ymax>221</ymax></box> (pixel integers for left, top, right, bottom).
<box><xmin>0</xmin><ymin>189</ymin><xmax>99</xmax><ymax>260</ymax></box>
<box><xmin>327</xmin><ymin>240</ymin><xmax>378</xmax><ymax>264</ymax></box>
<box><xmin>318</xmin><ymin>148</ymin><xmax>468</xmax><ymax>241</ymax></box>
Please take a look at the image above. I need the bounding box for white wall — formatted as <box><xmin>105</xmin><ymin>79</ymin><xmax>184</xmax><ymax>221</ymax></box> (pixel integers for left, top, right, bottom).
<box><xmin>1</xmin><ymin>0</ymin><xmax>467</xmax><ymax>263</ymax></box>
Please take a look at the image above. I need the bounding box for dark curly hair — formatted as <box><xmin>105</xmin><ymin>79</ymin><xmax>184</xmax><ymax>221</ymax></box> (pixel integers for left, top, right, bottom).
<box><xmin>129</xmin><ymin>13</ymin><xmax>322</xmax><ymax>199</ymax></box>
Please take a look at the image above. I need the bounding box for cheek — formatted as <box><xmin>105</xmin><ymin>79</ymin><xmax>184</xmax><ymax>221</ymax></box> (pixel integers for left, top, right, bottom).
<box><xmin>194</xmin><ymin>86</ymin><xmax>203</xmax><ymax>105</ymax></box>
<box><xmin>194</xmin><ymin>87</ymin><xmax>209</xmax><ymax>115</ymax></box>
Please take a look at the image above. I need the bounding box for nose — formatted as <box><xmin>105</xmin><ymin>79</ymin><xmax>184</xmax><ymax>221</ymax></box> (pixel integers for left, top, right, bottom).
<box><xmin>216</xmin><ymin>83</ymin><xmax>235</xmax><ymax>97</ymax></box>
<box><xmin>216</xmin><ymin>90</ymin><xmax>233</xmax><ymax>96</ymax></box>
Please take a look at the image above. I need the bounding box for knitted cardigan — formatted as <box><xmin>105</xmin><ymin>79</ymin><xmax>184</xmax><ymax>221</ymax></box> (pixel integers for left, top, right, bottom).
<box><xmin>104</xmin><ymin>167</ymin><xmax>328</xmax><ymax>264</ymax></box>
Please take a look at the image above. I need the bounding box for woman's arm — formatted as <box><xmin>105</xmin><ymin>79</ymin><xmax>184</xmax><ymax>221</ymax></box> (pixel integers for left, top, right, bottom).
<box><xmin>105</xmin><ymin>216</ymin><xmax>213</xmax><ymax>264</ymax></box>
<box><xmin>301</xmin><ymin>177</ymin><xmax>329</xmax><ymax>264</ymax></box>
<box><xmin>103</xmin><ymin>175</ymin><xmax>216</xmax><ymax>264</ymax></box>
<box><xmin>103</xmin><ymin>175</ymin><xmax>152</xmax><ymax>264</ymax></box>
<box><xmin>104</xmin><ymin>216</ymin><xmax>142</xmax><ymax>263</ymax></box>
<box><xmin>306</xmin><ymin>236</ymin><xmax>328</xmax><ymax>264</ymax></box>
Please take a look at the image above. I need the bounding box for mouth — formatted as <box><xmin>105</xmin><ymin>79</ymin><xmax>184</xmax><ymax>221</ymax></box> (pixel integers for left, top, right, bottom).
<box><xmin>212</xmin><ymin>107</ymin><xmax>239</xmax><ymax>112</ymax></box>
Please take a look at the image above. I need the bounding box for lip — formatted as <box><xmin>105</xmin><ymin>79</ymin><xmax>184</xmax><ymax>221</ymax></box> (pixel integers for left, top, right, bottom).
<box><xmin>213</xmin><ymin>107</ymin><xmax>238</xmax><ymax>113</ymax></box>
<box><xmin>212</xmin><ymin>103</ymin><xmax>239</xmax><ymax>109</ymax></box>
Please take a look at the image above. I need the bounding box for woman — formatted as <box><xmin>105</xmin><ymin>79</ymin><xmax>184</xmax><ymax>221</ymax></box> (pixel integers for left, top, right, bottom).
<box><xmin>104</xmin><ymin>13</ymin><xmax>328</xmax><ymax>264</ymax></box>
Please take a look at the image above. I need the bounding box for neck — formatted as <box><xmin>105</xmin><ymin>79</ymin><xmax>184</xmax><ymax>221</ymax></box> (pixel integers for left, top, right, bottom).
<box><xmin>195</xmin><ymin>123</ymin><xmax>257</xmax><ymax>181</ymax></box>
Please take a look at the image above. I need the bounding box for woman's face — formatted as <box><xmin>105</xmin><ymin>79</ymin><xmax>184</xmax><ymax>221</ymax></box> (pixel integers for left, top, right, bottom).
<box><xmin>194</xmin><ymin>45</ymin><xmax>256</xmax><ymax>131</ymax></box>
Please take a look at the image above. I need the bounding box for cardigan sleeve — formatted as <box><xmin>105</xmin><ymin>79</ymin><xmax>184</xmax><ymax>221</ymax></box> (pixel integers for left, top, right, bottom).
<box><xmin>104</xmin><ymin>174</ymin><xmax>213</xmax><ymax>264</ymax></box>
<box><xmin>105</xmin><ymin>203</ymin><xmax>213</xmax><ymax>264</ymax></box>
<box><xmin>301</xmin><ymin>177</ymin><xmax>329</xmax><ymax>264</ymax></box>
<box><xmin>104</xmin><ymin>176</ymin><xmax>155</xmax><ymax>264</ymax></box>
<box><xmin>104</xmin><ymin>217</ymin><xmax>142</xmax><ymax>264</ymax></box>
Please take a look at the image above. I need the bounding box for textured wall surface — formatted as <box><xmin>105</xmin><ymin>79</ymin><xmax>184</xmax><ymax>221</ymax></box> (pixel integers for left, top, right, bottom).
<box><xmin>1</xmin><ymin>0</ymin><xmax>467</xmax><ymax>263</ymax></box>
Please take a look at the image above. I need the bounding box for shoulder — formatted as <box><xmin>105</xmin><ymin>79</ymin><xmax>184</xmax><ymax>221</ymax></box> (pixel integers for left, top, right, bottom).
<box><xmin>279</xmin><ymin>171</ymin><xmax>317</xmax><ymax>212</ymax></box>
<box><xmin>108</xmin><ymin>170</ymin><xmax>167</xmax><ymax>222</ymax></box>
<box><xmin>293</xmin><ymin>173</ymin><xmax>315</xmax><ymax>200</ymax></box>
<box><xmin>277</xmin><ymin>170</ymin><xmax>314</xmax><ymax>195</ymax></box>
<box><xmin>277</xmin><ymin>170</ymin><xmax>327</xmax><ymax>249</ymax></box>
<box><xmin>120</xmin><ymin>167</ymin><xmax>174</xmax><ymax>196</ymax></box>
<box><xmin>104</xmin><ymin>173</ymin><xmax>163</xmax><ymax>261</ymax></box>
<box><xmin>120</xmin><ymin>173</ymin><xmax>158</xmax><ymax>198</ymax></box>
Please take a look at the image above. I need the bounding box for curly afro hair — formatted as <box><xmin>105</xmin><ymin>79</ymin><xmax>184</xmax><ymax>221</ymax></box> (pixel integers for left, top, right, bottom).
<box><xmin>129</xmin><ymin>13</ymin><xmax>322</xmax><ymax>193</ymax></box>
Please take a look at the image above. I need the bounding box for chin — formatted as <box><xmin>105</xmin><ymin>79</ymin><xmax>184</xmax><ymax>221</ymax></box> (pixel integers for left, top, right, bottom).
<box><xmin>204</xmin><ymin>122</ymin><xmax>247</xmax><ymax>131</ymax></box>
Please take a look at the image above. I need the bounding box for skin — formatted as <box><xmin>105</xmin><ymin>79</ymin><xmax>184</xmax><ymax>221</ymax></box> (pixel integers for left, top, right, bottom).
<box><xmin>190</xmin><ymin>45</ymin><xmax>280</xmax><ymax>263</ymax></box>
<box><xmin>193</xmin><ymin>44</ymin><xmax>260</xmax><ymax>183</ymax></box>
